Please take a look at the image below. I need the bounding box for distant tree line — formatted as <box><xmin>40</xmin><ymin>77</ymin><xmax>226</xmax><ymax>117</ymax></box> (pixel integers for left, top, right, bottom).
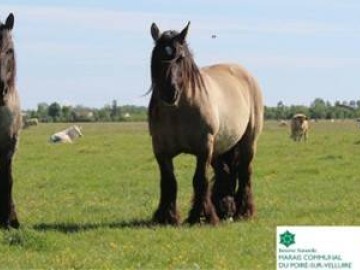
<box><xmin>23</xmin><ymin>98</ymin><xmax>360</xmax><ymax>123</ymax></box>
<box><xmin>265</xmin><ymin>98</ymin><xmax>360</xmax><ymax>120</ymax></box>
<box><xmin>24</xmin><ymin>100</ymin><xmax>148</xmax><ymax>122</ymax></box>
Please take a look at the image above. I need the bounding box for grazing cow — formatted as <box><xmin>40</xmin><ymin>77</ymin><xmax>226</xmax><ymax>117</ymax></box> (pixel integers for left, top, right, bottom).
<box><xmin>0</xmin><ymin>13</ymin><xmax>21</xmax><ymax>229</ymax></box>
<box><xmin>23</xmin><ymin>117</ymin><xmax>39</xmax><ymax>129</ymax></box>
<box><xmin>50</xmin><ymin>125</ymin><xmax>83</xmax><ymax>143</ymax></box>
<box><xmin>290</xmin><ymin>113</ymin><xmax>308</xmax><ymax>142</ymax></box>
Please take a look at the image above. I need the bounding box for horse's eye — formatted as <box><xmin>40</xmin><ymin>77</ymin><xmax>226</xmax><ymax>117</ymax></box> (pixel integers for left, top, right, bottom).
<box><xmin>164</xmin><ymin>46</ymin><xmax>174</xmax><ymax>56</ymax></box>
<box><xmin>6</xmin><ymin>48</ymin><xmax>14</xmax><ymax>55</ymax></box>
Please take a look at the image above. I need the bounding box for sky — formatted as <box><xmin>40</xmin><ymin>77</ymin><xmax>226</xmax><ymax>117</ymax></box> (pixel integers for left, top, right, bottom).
<box><xmin>1</xmin><ymin>0</ymin><xmax>360</xmax><ymax>109</ymax></box>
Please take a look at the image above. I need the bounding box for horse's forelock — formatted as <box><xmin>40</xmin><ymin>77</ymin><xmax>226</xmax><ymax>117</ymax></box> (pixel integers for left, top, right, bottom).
<box><xmin>150</xmin><ymin>37</ymin><xmax>204</xmax><ymax>96</ymax></box>
<box><xmin>0</xmin><ymin>28</ymin><xmax>16</xmax><ymax>90</ymax></box>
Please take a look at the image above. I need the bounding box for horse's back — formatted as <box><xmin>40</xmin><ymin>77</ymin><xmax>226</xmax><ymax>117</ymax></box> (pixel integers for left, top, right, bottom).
<box><xmin>201</xmin><ymin>63</ymin><xmax>263</xmax><ymax>155</ymax></box>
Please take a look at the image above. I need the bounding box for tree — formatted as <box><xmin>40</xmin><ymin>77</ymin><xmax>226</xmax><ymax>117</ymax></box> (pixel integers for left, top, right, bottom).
<box><xmin>310</xmin><ymin>98</ymin><xmax>326</xmax><ymax>119</ymax></box>
<box><xmin>275</xmin><ymin>101</ymin><xmax>286</xmax><ymax>120</ymax></box>
<box><xmin>98</xmin><ymin>105</ymin><xmax>112</xmax><ymax>122</ymax></box>
<box><xmin>48</xmin><ymin>102</ymin><xmax>62</xmax><ymax>122</ymax></box>
<box><xmin>109</xmin><ymin>100</ymin><xmax>123</xmax><ymax>121</ymax></box>
<box><xmin>356</xmin><ymin>100</ymin><xmax>360</xmax><ymax>109</ymax></box>
<box><xmin>62</xmin><ymin>105</ymin><xmax>72</xmax><ymax>122</ymax></box>
<box><xmin>349</xmin><ymin>100</ymin><xmax>357</xmax><ymax>109</ymax></box>
<box><xmin>37</xmin><ymin>102</ymin><xmax>49</xmax><ymax>121</ymax></box>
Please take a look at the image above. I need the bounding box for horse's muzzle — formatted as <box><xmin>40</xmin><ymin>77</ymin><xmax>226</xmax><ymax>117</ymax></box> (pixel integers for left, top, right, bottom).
<box><xmin>159</xmin><ymin>87</ymin><xmax>179</xmax><ymax>106</ymax></box>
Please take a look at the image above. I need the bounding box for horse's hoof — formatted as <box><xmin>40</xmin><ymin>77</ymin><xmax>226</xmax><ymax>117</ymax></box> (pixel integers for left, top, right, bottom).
<box><xmin>10</xmin><ymin>218</ymin><xmax>20</xmax><ymax>229</ymax></box>
<box><xmin>0</xmin><ymin>220</ymin><xmax>10</xmax><ymax>230</ymax></box>
<box><xmin>234</xmin><ymin>208</ymin><xmax>255</xmax><ymax>221</ymax></box>
<box><xmin>0</xmin><ymin>224</ymin><xmax>10</xmax><ymax>230</ymax></box>
<box><xmin>208</xmin><ymin>215</ymin><xmax>220</xmax><ymax>226</ymax></box>
<box><xmin>184</xmin><ymin>217</ymin><xmax>200</xmax><ymax>226</ymax></box>
<box><xmin>153</xmin><ymin>209</ymin><xmax>180</xmax><ymax>226</ymax></box>
<box><xmin>213</xmin><ymin>196</ymin><xmax>237</xmax><ymax>221</ymax></box>
<box><xmin>0</xmin><ymin>218</ymin><xmax>20</xmax><ymax>229</ymax></box>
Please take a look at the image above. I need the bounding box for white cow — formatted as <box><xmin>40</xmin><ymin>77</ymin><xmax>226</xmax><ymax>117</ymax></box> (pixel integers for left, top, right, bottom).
<box><xmin>50</xmin><ymin>125</ymin><xmax>83</xmax><ymax>143</ymax></box>
<box><xmin>23</xmin><ymin>117</ymin><xmax>39</xmax><ymax>129</ymax></box>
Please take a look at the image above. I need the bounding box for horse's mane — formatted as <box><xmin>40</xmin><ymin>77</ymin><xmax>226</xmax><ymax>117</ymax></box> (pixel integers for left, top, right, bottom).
<box><xmin>0</xmin><ymin>26</ymin><xmax>16</xmax><ymax>91</ymax></box>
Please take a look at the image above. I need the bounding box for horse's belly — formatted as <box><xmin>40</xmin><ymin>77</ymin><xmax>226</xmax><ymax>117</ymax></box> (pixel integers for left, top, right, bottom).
<box><xmin>213</xmin><ymin>113</ymin><xmax>249</xmax><ymax>155</ymax></box>
<box><xmin>214</xmin><ymin>129</ymin><xmax>243</xmax><ymax>155</ymax></box>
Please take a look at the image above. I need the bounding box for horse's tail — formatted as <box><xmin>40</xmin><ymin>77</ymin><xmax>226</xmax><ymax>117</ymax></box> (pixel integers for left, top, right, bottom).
<box><xmin>250</xmin><ymin>76</ymin><xmax>264</xmax><ymax>143</ymax></box>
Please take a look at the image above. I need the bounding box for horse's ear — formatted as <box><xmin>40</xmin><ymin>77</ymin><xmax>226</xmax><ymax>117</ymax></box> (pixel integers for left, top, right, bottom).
<box><xmin>151</xmin><ymin>23</ymin><xmax>160</xmax><ymax>42</ymax></box>
<box><xmin>5</xmin><ymin>13</ymin><xmax>15</xmax><ymax>30</ymax></box>
<box><xmin>176</xmin><ymin>21</ymin><xmax>190</xmax><ymax>44</ymax></box>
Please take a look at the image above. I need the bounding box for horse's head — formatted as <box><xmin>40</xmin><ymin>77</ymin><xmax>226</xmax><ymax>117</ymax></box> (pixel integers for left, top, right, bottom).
<box><xmin>150</xmin><ymin>22</ymin><xmax>192</xmax><ymax>106</ymax></box>
<box><xmin>0</xmin><ymin>13</ymin><xmax>15</xmax><ymax>106</ymax></box>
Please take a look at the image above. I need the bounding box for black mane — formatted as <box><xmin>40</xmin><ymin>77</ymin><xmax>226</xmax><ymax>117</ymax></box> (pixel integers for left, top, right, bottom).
<box><xmin>0</xmin><ymin>23</ymin><xmax>16</xmax><ymax>93</ymax></box>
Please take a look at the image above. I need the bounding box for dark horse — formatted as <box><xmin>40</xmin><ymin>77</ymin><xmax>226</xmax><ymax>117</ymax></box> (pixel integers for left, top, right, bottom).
<box><xmin>0</xmin><ymin>13</ymin><xmax>21</xmax><ymax>229</ymax></box>
<box><xmin>148</xmin><ymin>22</ymin><xmax>263</xmax><ymax>225</ymax></box>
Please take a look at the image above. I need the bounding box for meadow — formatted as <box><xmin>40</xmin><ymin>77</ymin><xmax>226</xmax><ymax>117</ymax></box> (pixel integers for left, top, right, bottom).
<box><xmin>1</xmin><ymin>120</ymin><xmax>359</xmax><ymax>269</ymax></box>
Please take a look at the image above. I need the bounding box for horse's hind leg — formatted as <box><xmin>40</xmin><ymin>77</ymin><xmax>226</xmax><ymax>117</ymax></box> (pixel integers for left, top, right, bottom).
<box><xmin>153</xmin><ymin>155</ymin><xmax>180</xmax><ymax>225</ymax></box>
<box><xmin>0</xmin><ymin>147</ymin><xmax>20</xmax><ymax>229</ymax></box>
<box><xmin>234</xmin><ymin>127</ymin><xmax>256</xmax><ymax>220</ymax></box>
<box><xmin>211</xmin><ymin>150</ymin><xmax>237</xmax><ymax>220</ymax></box>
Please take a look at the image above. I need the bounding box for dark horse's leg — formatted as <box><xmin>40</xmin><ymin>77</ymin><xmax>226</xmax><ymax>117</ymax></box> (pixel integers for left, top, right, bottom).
<box><xmin>211</xmin><ymin>150</ymin><xmax>237</xmax><ymax>220</ymax></box>
<box><xmin>153</xmin><ymin>155</ymin><xmax>180</xmax><ymax>225</ymax></box>
<box><xmin>234</xmin><ymin>125</ymin><xmax>256</xmax><ymax>220</ymax></box>
<box><xmin>0</xmin><ymin>143</ymin><xmax>20</xmax><ymax>229</ymax></box>
<box><xmin>187</xmin><ymin>153</ymin><xmax>219</xmax><ymax>225</ymax></box>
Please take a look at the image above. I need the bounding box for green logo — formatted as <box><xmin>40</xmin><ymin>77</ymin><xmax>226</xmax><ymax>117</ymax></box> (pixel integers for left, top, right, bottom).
<box><xmin>280</xmin><ymin>230</ymin><xmax>295</xmax><ymax>247</ymax></box>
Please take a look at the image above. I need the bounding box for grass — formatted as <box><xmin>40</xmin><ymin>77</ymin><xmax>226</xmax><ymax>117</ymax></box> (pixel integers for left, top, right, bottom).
<box><xmin>1</xmin><ymin>120</ymin><xmax>359</xmax><ymax>269</ymax></box>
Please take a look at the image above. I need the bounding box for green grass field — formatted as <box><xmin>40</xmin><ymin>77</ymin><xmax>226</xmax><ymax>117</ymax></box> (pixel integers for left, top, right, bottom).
<box><xmin>1</xmin><ymin>121</ymin><xmax>359</xmax><ymax>269</ymax></box>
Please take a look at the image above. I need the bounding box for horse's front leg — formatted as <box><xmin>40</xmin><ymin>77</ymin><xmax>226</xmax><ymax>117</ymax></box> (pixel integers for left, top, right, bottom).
<box><xmin>187</xmin><ymin>147</ymin><xmax>219</xmax><ymax>225</ymax></box>
<box><xmin>0</xmin><ymin>149</ymin><xmax>20</xmax><ymax>229</ymax></box>
<box><xmin>153</xmin><ymin>155</ymin><xmax>180</xmax><ymax>225</ymax></box>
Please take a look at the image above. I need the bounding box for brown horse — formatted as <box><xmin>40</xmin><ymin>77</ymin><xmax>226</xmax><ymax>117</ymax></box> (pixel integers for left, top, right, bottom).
<box><xmin>148</xmin><ymin>22</ymin><xmax>264</xmax><ymax>225</ymax></box>
<box><xmin>0</xmin><ymin>13</ymin><xmax>21</xmax><ymax>229</ymax></box>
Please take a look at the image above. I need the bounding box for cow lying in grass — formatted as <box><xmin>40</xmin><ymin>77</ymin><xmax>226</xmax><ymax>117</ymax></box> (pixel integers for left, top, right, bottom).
<box><xmin>50</xmin><ymin>125</ymin><xmax>83</xmax><ymax>143</ymax></box>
